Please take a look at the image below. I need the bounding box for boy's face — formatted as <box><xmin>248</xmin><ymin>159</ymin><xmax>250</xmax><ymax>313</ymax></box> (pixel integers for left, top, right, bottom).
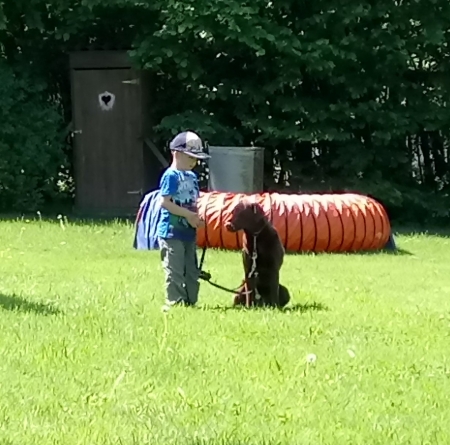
<box><xmin>185</xmin><ymin>153</ymin><xmax>198</xmax><ymax>170</ymax></box>
<box><xmin>174</xmin><ymin>150</ymin><xmax>198</xmax><ymax>170</ymax></box>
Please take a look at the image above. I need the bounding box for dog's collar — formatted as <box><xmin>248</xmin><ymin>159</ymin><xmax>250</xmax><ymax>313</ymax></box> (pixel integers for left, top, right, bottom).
<box><xmin>252</xmin><ymin>219</ymin><xmax>267</xmax><ymax>237</ymax></box>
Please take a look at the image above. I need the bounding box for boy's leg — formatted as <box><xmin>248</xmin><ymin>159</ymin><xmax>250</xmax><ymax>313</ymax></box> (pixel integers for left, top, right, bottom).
<box><xmin>184</xmin><ymin>240</ymin><xmax>200</xmax><ymax>305</ymax></box>
<box><xmin>159</xmin><ymin>238</ymin><xmax>188</xmax><ymax>305</ymax></box>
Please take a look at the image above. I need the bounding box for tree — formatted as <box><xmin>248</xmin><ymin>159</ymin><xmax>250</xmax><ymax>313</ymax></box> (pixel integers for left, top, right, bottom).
<box><xmin>1</xmin><ymin>0</ymin><xmax>450</xmax><ymax>222</ymax></box>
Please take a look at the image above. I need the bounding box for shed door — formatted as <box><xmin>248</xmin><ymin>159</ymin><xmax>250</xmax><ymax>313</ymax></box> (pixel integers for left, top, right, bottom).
<box><xmin>72</xmin><ymin>68</ymin><xmax>143</xmax><ymax>215</ymax></box>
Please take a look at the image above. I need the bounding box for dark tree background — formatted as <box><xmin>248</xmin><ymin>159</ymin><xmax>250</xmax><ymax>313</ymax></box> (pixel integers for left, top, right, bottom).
<box><xmin>1</xmin><ymin>0</ymin><xmax>449</xmax><ymax>225</ymax></box>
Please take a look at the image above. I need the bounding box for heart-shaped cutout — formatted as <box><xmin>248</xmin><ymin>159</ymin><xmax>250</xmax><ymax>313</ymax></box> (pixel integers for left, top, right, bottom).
<box><xmin>101</xmin><ymin>94</ymin><xmax>111</xmax><ymax>105</ymax></box>
<box><xmin>98</xmin><ymin>91</ymin><xmax>115</xmax><ymax>111</ymax></box>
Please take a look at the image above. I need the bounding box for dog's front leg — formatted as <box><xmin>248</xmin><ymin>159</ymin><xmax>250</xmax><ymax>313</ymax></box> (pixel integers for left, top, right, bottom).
<box><xmin>243</xmin><ymin>273</ymin><xmax>256</xmax><ymax>307</ymax></box>
<box><xmin>233</xmin><ymin>281</ymin><xmax>247</xmax><ymax>306</ymax></box>
<box><xmin>241</xmin><ymin>249</ymin><xmax>255</xmax><ymax>307</ymax></box>
<box><xmin>252</xmin><ymin>277</ymin><xmax>264</xmax><ymax>307</ymax></box>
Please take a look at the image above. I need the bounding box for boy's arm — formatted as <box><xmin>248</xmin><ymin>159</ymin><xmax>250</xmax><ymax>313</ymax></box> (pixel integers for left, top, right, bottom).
<box><xmin>161</xmin><ymin>196</ymin><xmax>196</xmax><ymax>219</ymax></box>
<box><xmin>159</xmin><ymin>171</ymin><xmax>196</xmax><ymax>219</ymax></box>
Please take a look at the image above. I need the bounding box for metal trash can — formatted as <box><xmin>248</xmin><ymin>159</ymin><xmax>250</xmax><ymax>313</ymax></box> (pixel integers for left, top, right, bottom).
<box><xmin>207</xmin><ymin>146</ymin><xmax>265</xmax><ymax>194</ymax></box>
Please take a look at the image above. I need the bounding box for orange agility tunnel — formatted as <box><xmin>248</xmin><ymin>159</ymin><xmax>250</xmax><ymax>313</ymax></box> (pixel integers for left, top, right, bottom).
<box><xmin>196</xmin><ymin>191</ymin><xmax>391</xmax><ymax>253</ymax></box>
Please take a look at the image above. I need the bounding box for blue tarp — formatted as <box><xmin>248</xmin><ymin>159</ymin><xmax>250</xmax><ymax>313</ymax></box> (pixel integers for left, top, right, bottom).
<box><xmin>384</xmin><ymin>231</ymin><xmax>397</xmax><ymax>250</ymax></box>
<box><xmin>133</xmin><ymin>189</ymin><xmax>162</xmax><ymax>250</ymax></box>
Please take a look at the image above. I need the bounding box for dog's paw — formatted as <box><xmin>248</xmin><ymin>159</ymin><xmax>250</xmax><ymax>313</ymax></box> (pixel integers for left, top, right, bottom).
<box><xmin>233</xmin><ymin>294</ymin><xmax>246</xmax><ymax>306</ymax></box>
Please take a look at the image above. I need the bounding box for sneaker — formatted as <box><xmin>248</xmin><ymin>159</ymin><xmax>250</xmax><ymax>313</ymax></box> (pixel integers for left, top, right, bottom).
<box><xmin>165</xmin><ymin>298</ymin><xmax>190</xmax><ymax>307</ymax></box>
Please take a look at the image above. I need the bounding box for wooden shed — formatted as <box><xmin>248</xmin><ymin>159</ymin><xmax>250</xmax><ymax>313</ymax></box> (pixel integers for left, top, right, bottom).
<box><xmin>69</xmin><ymin>50</ymin><xmax>167</xmax><ymax>217</ymax></box>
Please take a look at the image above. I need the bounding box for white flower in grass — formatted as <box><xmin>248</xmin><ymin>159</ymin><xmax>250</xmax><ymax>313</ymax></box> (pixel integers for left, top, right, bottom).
<box><xmin>347</xmin><ymin>349</ymin><xmax>356</xmax><ymax>358</ymax></box>
<box><xmin>306</xmin><ymin>353</ymin><xmax>317</xmax><ymax>364</ymax></box>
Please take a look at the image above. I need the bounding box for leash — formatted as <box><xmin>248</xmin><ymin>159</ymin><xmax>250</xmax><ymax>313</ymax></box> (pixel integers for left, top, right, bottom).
<box><xmin>243</xmin><ymin>240</ymin><xmax>258</xmax><ymax>307</ymax></box>
<box><xmin>198</xmin><ymin>246</ymin><xmax>240</xmax><ymax>294</ymax></box>
<box><xmin>198</xmin><ymin>235</ymin><xmax>259</xmax><ymax>307</ymax></box>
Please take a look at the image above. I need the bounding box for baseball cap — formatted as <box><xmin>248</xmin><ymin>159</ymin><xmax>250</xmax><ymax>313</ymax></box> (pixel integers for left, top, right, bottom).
<box><xmin>169</xmin><ymin>131</ymin><xmax>211</xmax><ymax>160</ymax></box>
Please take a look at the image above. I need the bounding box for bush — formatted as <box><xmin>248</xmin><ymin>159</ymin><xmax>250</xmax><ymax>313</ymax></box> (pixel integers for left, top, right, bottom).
<box><xmin>0</xmin><ymin>59</ymin><xmax>68</xmax><ymax>212</ymax></box>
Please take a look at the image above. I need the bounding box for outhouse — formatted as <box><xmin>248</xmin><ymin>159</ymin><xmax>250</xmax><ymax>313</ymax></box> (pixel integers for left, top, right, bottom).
<box><xmin>69</xmin><ymin>50</ymin><xmax>167</xmax><ymax>217</ymax></box>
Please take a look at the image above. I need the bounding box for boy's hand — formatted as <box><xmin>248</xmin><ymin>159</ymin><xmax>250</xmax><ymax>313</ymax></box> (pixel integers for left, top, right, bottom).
<box><xmin>186</xmin><ymin>213</ymin><xmax>204</xmax><ymax>228</ymax></box>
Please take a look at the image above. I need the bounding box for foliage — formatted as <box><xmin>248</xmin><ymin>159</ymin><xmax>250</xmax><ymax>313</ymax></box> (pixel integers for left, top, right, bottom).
<box><xmin>129</xmin><ymin>0</ymin><xmax>450</xmax><ymax>223</ymax></box>
<box><xmin>0</xmin><ymin>59</ymin><xmax>67</xmax><ymax>212</ymax></box>
<box><xmin>1</xmin><ymin>0</ymin><xmax>450</xmax><ymax>222</ymax></box>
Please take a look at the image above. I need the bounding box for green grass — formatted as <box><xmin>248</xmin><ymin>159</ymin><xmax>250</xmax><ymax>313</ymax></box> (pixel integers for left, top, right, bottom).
<box><xmin>1</xmin><ymin>217</ymin><xmax>450</xmax><ymax>445</ymax></box>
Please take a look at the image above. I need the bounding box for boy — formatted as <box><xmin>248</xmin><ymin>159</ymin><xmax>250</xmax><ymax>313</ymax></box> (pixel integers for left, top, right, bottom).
<box><xmin>157</xmin><ymin>131</ymin><xmax>211</xmax><ymax>307</ymax></box>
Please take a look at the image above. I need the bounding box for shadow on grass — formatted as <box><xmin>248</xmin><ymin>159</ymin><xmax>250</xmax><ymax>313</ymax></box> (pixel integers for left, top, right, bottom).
<box><xmin>199</xmin><ymin>301</ymin><xmax>328</xmax><ymax>313</ymax></box>
<box><xmin>0</xmin><ymin>293</ymin><xmax>60</xmax><ymax>315</ymax></box>
<box><xmin>350</xmin><ymin>247</ymin><xmax>414</xmax><ymax>256</ymax></box>
<box><xmin>283</xmin><ymin>247</ymin><xmax>414</xmax><ymax>257</ymax></box>
<box><xmin>283</xmin><ymin>301</ymin><xmax>329</xmax><ymax>312</ymax></box>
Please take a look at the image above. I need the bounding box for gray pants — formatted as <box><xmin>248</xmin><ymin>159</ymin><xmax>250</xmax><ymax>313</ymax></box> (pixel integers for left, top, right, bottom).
<box><xmin>158</xmin><ymin>238</ymin><xmax>200</xmax><ymax>305</ymax></box>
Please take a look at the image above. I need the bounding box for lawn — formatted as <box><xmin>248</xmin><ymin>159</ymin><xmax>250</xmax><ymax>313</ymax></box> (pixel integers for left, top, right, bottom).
<box><xmin>1</xmin><ymin>216</ymin><xmax>450</xmax><ymax>445</ymax></box>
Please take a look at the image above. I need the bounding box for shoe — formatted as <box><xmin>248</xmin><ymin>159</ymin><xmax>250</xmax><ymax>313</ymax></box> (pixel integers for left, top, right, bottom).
<box><xmin>165</xmin><ymin>298</ymin><xmax>190</xmax><ymax>307</ymax></box>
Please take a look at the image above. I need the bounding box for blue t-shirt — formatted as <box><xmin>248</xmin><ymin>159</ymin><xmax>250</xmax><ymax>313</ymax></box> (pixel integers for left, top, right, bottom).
<box><xmin>156</xmin><ymin>167</ymin><xmax>200</xmax><ymax>242</ymax></box>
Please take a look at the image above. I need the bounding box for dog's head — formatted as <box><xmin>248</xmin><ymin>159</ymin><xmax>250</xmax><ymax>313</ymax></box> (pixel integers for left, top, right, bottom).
<box><xmin>225</xmin><ymin>200</ymin><xmax>267</xmax><ymax>233</ymax></box>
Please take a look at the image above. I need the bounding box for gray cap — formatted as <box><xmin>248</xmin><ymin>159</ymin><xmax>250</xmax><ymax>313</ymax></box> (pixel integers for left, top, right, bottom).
<box><xmin>169</xmin><ymin>131</ymin><xmax>211</xmax><ymax>159</ymax></box>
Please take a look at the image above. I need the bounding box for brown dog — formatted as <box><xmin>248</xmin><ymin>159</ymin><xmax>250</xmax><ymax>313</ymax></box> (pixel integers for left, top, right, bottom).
<box><xmin>225</xmin><ymin>200</ymin><xmax>290</xmax><ymax>308</ymax></box>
